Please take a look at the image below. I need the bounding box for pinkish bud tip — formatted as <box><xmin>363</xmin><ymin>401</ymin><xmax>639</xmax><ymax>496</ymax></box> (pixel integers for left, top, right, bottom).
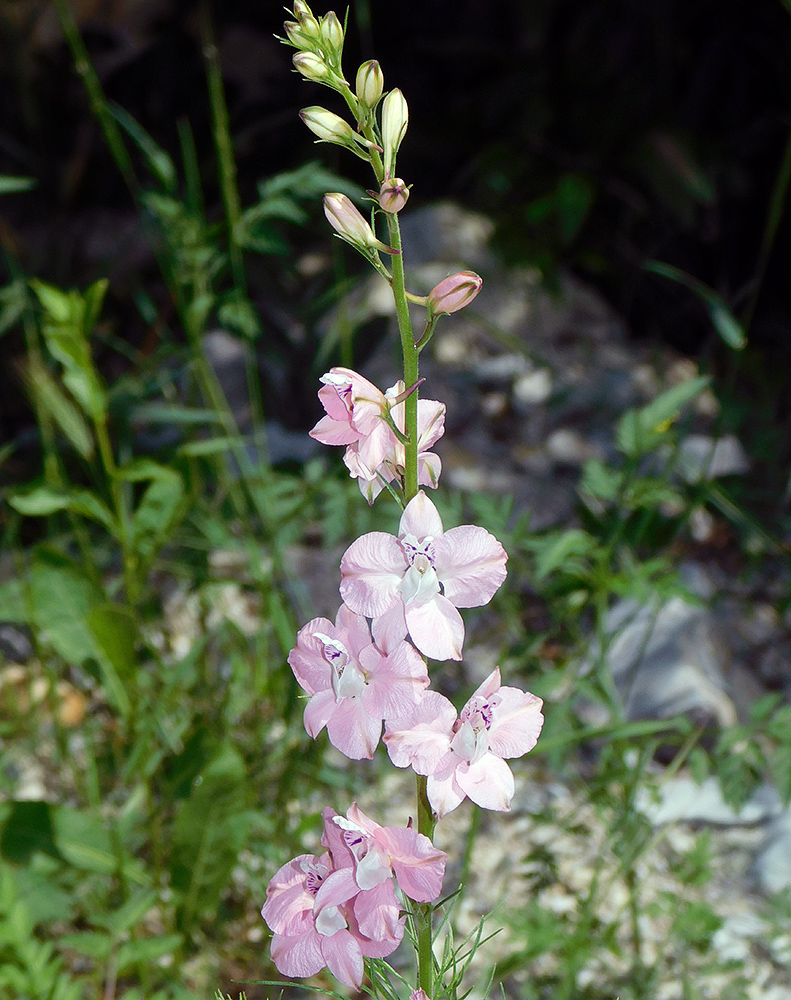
<box><xmin>378</xmin><ymin>177</ymin><xmax>410</xmax><ymax>213</ymax></box>
<box><xmin>427</xmin><ymin>270</ymin><xmax>483</xmax><ymax>314</ymax></box>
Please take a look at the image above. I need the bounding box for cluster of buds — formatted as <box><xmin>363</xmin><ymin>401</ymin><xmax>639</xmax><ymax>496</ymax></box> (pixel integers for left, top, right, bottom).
<box><xmin>283</xmin><ymin>2</ymin><xmax>346</xmax><ymax>88</ymax></box>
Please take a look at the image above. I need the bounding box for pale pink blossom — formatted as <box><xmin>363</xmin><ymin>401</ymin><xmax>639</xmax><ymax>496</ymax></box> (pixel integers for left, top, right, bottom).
<box><xmin>262</xmin><ymin>850</ymin><xmax>403</xmax><ymax>988</ymax></box>
<box><xmin>310</xmin><ymin>367</ymin><xmax>392</xmax><ymax>480</ymax></box>
<box><xmin>321</xmin><ymin>804</ymin><xmax>446</xmax><ymax>903</ymax></box>
<box><xmin>310</xmin><ymin>367</ymin><xmax>445</xmax><ymax>503</ymax></box>
<box><xmin>340</xmin><ymin>491</ymin><xmax>507</xmax><ymax>661</ymax></box>
<box><xmin>288</xmin><ymin>604</ymin><xmax>429</xmax><ymax>759</ymax></box>
<box><xmin>384</xmin><ymin>668</ymin><xmax>544</xmax><ymax>817</ymax></box>
<box><xmin>359</xmin><ymin>382</ymin><xmax>445</xmax><ymax>503</ymax></box>
<box><xmin>411</xmin><ymin>991</ymin><xmax>430</xmax><ymax>1000</ymax></box>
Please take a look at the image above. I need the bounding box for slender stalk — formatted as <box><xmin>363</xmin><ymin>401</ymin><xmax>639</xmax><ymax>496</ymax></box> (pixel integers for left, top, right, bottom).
<box><xmin>387</xmin><ymin>215</ymin><xmax>419</xmax><ymax>500</ymax></box>
<box><xmin>416</xmin><ymin>775</ymin><xmax>437</xmax><ymax>995</ymax></box>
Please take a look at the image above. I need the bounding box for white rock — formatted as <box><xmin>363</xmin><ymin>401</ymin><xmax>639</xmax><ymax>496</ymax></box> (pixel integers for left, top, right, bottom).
<box><xmin>514</xmin><ymin>368</ymin><xmax>553</xmax><ymax>405</ymax></box>
<box><xmin>678</xmin><ymin>434</ymin><xmax>750</xmax><ymax>483</ymax></box>
<box><xmin>637</xmin><ymin>776</ymin><xmax>782</xmax><ymax>826</ymax></box>
<box><xmin>545</xmin><ymin>428</ymin><xmax>595</xmax><ymax>465</ymax></box>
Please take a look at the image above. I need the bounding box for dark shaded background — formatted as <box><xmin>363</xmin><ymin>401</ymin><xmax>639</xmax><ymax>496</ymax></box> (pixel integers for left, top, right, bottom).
<box><xmin>1</xmin><ymin>0</ymin><xmax>790</xmax><ymax>454</ymax></box>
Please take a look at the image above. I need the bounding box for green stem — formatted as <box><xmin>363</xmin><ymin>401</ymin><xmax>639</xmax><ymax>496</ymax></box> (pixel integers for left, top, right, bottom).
<box><xmin>50</xmin><ymin>0</ymin><xmax>138</xmax><ymax>197</ymax></box>
<box><xmin>416</xmin><ymin>774</ymin><xmax>436</xmax><ymax>996</ymax></box>
<box><xmin>386</xmin><ymin>214</ymin><xmax>419</xmax><ymax>499</ymax></box>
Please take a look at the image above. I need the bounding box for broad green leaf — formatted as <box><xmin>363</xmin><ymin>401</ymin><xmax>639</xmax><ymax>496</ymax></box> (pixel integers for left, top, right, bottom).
<box><xmin>0</xmin><ymin>801</ymin><xmax>58</xmax><ymax>864</ymax></box>
<box><xmin>9</xmin><ymin>486</ymin><xmax>115</xmax><ymax>533</ymax></box>
<box><xmin>131</xmin><ymin>469</ymin><xmax>186</xmax><ymax>562</ymax></box>
<box><xmin>25</xmin><ymin>357</ymin><xmax>95</xmax><ymax>458</ymax></box>
<box><xmin>218</xmin><ymin>296</ymin><xmax>261</xmax><ymax>339</ymax></box>
<box><xmin>58</xmin><ymin>931</ymin><xmax>113</xmax><ymax>960</ymax></box>
<box><xmin>579</xmin><ymin>459</ymin><xmax>622</xmax><ymax>502</ymax></box>
<box><xmin>53</xmin><ymin>807</ymin><xmax>146</xmax><ymax>883</ymax></box>
<box><xmin>0</xmin><ymin>579</ymin><xmax>27</xmax><ymax>623</ymax></box>
<box><xmin>617</xmin><ymin>376</ymin><xmax>709</xmax><ymax>457</ymax></box>
<box><xmin>169</xmin><ymin>744</ymin><xmax>251</xmax><ymax>928</ymax></box>
<box><xmin>116</xmin><ymin>935</ymin><xmax>184</xmax><ymax>973</ymax></box>
<box><xmin>530</xmin><ymin>529</ymin><xmax>597</xmax><ymax>581</ymax></box>
<box><xmin>30</xmin><ymin>279</ymin><xmax>108</xmax><ymax>421</ymax></box>
<box><xmin>87</xmin><ymin>603</ymin><xmax>137</xmax><ymax>697</ymax></box>
<box><xmin>29</xmin><ymin>547</ymin><xmax>105</xmax><ymax>665</ymax></box>
<box><xmin>116</xmin><ymin>456</ymin><xmax>180</xmax><ymax>482</ymax></box>
<box><xmin>98</xmin><ymin>889</ymin><xmax>158</xmax><ymax>936</ymax></box>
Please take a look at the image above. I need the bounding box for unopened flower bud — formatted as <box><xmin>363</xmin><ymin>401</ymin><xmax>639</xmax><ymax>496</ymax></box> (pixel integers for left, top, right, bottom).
<box><xmin>381</xmin><ymin>89</ymin><xmax>408</xmax><ymax>178</ymax></box>
<box><xmin>427</xmin><ymin>271</ymin><xmax>483</xmax><ymax>314</ymax></box>
<box><xmin>294</xmin><ymin>11</ymin><xmax>321</xmax><ymax>41</ymax></box>
<box><xmin>324</xmin><ymin>193</ymin><xmax>396</xmax><ymax>254</ymax></box>
<box><xmin>320</xmin><ymin>11</ymin><xmax>344</xmax><ymax>54</ymax></box>
<box><xmin>292</xmin><ymin>0</ymin><xmax>313</xmax><ymax>18</ymax></box>
<box><xmin>301</xmin><ymin>107</ymin><xmax>355</xmax><ymax>144</ymax></box>
<box><xmin>378</xmin><ymin>177</ymin><xmax>409</xmax><ymax>213</ymax></box>
<box><xmin>356</xmin><ymin>60</ymin><xmax>384</xmax><ymax>109</ymax></box>
<box><xmin>284</xmin><ymin>20</ymin><xmax>317</xmax><ymax>51</ymax></box>
<box><xmin>293</xmin><ymin>50</ymin><xmax>330</xmax><ymax>82</ymax></box>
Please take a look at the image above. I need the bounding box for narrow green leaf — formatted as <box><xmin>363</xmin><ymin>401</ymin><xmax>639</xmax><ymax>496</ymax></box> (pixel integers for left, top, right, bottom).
<box><xmin>0</xmin><ymin>175</ymin><xmax>36</xmax><ymax>194</ymax></box>
<box><xmin>26</xmin><ymin>358</ymin><xmax>95</xmax><ymax>459</ymax></box>
<box><xmin>9</xmin><ymin>486</ymin><xmax>115</xmax><ymax>533</ymax></box>
<box><xmin>108</xmin><ymin>103</ymin><xmax>178</xmax><ymax>193</ymax></box>
<box><xmin>644</xmin><ymin>260</ymin><xmax>746</xmax><ymax>350</ymax></box>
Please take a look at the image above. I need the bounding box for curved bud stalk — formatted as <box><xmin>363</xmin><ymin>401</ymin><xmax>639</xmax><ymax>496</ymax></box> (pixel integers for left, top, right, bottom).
<box><xmin>323</xmin><ymin>193</ymin><xmax>397</xmax><ymax>256</ymax></box>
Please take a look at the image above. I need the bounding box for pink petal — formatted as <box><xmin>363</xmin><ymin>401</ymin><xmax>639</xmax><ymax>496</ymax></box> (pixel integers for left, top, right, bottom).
<box><xmin>427</xmin><ymin>762</ymin><xmax>466</xmax><ymax>818</ymax></box>
<box><xmin>325</xmin><ymin>697</ymin><xmax>382</xmax><ymax>759</ymax></box>
<box><xmin>335</xmin><ymin>604</ymin><xmax>373</xmax><ymax>658</ymax></box>
<box><xmin>345</xmin><ymin>803</ymin><xmax>380</xmax><ymax>835</ymax></box>
<box><xmin>262</xmin><ymin>856</ymin><xmax>315</xmax><ymax>935</ymax></box>
<box><xmin>353</xmin><ymin>879</ymin><xmax>402</xmax><ymax>940</ymax></box>
<box><xmin>405</xmin><ymin>594</ymin><xmax>465</xmax><ymax>661</ymax></box>
<box><xmin>317</xmin><ymin>381</ymin><xmax>353</xmax><ymax>423</ymax></box>
<box><xmin>399</xmin><ymin>490</ymin><xmax>444</xmax><ymax>539</ymax></box>
<box><xmin>487</xmin><ymin>685</ymin><xmax>545</xmax><ymax>759</ymax></box>
<box><xmin>360</xmin><ymin>641</ymin><xmax>428</xmax><ymax>721</ymax></box>
<box><xmin>384</xmin><ymin>691</ymin><xmax>456</xmax><ymax>773</ymax></box>
<box><xmin>455</xmin><ymin>754</ymin><xmax>514</xmax><ymax>811</ymax></box>
<box><xmin>288</xmin><ymin>618</ymin><xmax>336</xmax><ymax>694</ymax></box>
<box><xmin>314</xmin><ymin>866</ymin><xmax>359</xmax><ymax>910</ymax></box>
<box><xmin>434</xmin><ymin>525</ymin><xmax>508</xmax><ymax>608</ymax></box>
<box><xmin>270</xmin><ymin>929</ymin><xmax>325</xmax><ymax>979</ymax></box>
<box><xmin>377</xmin><ymin>827</ymin><xmax>446</xmax><ymax>903</ymax></box>
<box><xmin>416</xmin><ymin>399</ymin><xmax>446</xmax><ymax>451</ymax></box>
<box><xmin>310</xmin><ymin>412</ymin><xmax>358</xmax><ymax>446</ymax></box>
<box><xmin>349</xmin><ymin>895</ymin><xmax>404</xmax><ymax>957</ymax></box>
<box><xmin>321</xmin><ymin>808</ymin><xmax>355</xmax><ymax>869</ymax></box>
<box><xmin>321</xmin><ymin>929</ymin><xmax>364</xmax><ymax>989</ymax></box>
<box><xmin>340</xmin><ymin>533</ymin><xmax>405</xmax><ymax>617</ymax></box>
<box><xmin>371</xmin><ymin>602</ymin><xmax>408</xmax><ymax>653</ymax></box>
<box><xmin>418</xmin><ymin>452</ymin><xmax>442</xmax><ymax>489</ymax></box>
<box><xmin>303</xmin><ymin>689</ymin><xmax>337</xmax><ymax>740</ymax></box>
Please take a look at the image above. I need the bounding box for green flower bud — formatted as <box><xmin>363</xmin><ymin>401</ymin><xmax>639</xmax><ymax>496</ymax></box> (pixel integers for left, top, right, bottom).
<box><xmin>378</xmin><ymin>177</ymin><xmax>409</xmax><ymax>213</ymax></box>
<box><xmin>356</xmin><ymin>60</ymin><xmax>384</xmax><ymax>109</ymax></box>
<box><xmin>292</xmin><ymin>1</ymin><xmax>313</xmax><ymax>18</ymax></box>
<box><xmin>301</xmin><ymin>107</ymin><xmax>355</xmax><ymax>144</ymax></box>
<box><xmin>284</xmin><ymin>20</ymin><xmax>318</xmax><ymax>52</ymax></box>
<box><xmin>381</xmin><ymin>88</ymin><xmax>408</xmax><ymax>178</ymax></box>
<box><xmin>292</xmin><ymin>50</ymin><xmax>330</xmax><ymax>82</ymax></box>
<box><xmin>320</xmin><ymin>11</ymin><xmax>344</xmax><ymax>55</ymax></box>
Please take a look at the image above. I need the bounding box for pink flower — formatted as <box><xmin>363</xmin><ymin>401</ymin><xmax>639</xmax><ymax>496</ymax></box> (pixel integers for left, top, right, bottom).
<box><xmin>309</xmin><ymin>368</ymin><xmax>445</xmax><ymax>503</ymax></box>
<box><xmin>340</xmin><ymin>491</ymin><xmax>508</xmax><ymax>661</ymax></box>
<box><xmin>384</xmin><ymin>668</ymin><xmax>544</xmax><ymax>818</ymax></box>
<box><xmin>360</xmin><ymin>382</ymin><xmax>445</xmax><ymax>503</ymax></box>
<box><xmin>321</xmin><ymin>804</ymin><xmax>446</xmax><ymax>904</ymax></box>
<box><xmin>262</xmin><ymin>850</ymin><xmax>403</xmax><ymax>988</ymax></box>
<box><xmin>310</xmin><ymin>367</ymin><xmax>392</xmax><ymax>481</ymax></box>
<box><xmin>288</xmin><ymin>604</ymin><xmax>429</xmax><ymax>759</ymax></box>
